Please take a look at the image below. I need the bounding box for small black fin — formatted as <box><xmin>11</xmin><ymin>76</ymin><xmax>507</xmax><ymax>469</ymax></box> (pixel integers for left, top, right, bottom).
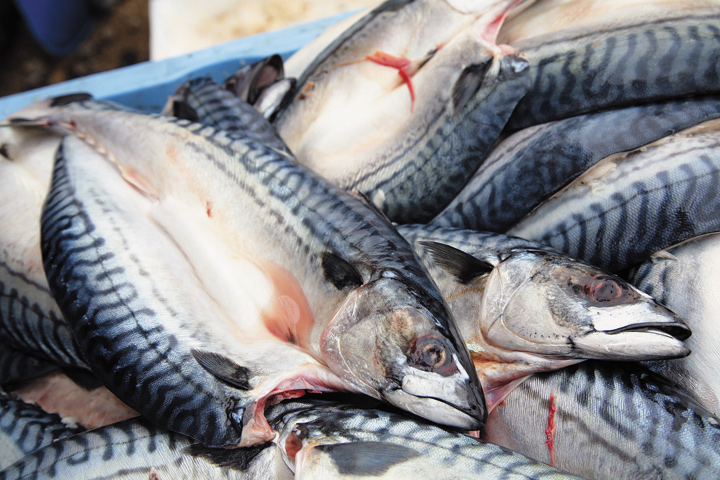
<box><xmin>183</xmin><ymin>442</ymin><xmax>272</xmax><ymax>471</ymax></box>
<box><xmin>0</xmin><ymin>143</ymin><xmax>10</xmax><ymax>159</ymax></box>
<box><xmin>191</xmin><ymin>349</ymin><xmax>252</xmax><ymax>390</ymax></box>
<box><xmin>451</xmin><ymin>62</ymin><xmax>491</xmax><ymax>114</ymax></box>
<box><xmin>49</xmin><ymin>93</ymin><xmax>93</xmax><ymax>106</ymax></box>
<box><xmin>171</xmin><ymin>100</ymin><xmax>200</xmax><ymax>123</ymax></box>
<box><xmin>420</xmin><ymin>241</ymin><xmax>493</xmax><ymax>284</ymax></box>
<box><xmin>316</xmin><ymin>441</ymin><xmax>420</xmax><ymax>475</ymax></box>
<box><xmin>321</xmin><ymin>252</ymin><xmax>364</xmax><ymax>291</ymax></box>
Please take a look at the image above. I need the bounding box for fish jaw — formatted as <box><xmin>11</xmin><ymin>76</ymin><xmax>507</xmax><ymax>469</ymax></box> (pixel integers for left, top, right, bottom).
<box><xmin>320</xmin><ymin>276</ymin><xmax>486</xmax><ymax>430</ymax></box>
<box><xmin>480</xmin><ymin>250</ymin><xmax>691</xmax><ymax>361</ymax></box>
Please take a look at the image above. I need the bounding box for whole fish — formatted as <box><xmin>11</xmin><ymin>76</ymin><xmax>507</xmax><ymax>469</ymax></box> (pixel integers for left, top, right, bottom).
<box><xmin>10</xmin><ymin>95</ymin><xmax>486</xmax><ymax>446</ymax></box>
<box><xmin>0</xmin><ymin>126</ymin><xmax>89</xmax><ymax>374</ymax></box>
<box><xmin>0</xmin><ymin>416</ymin><xmax>289</xmax><ymax>480</ymax></box>
<box><xmin>508</xmin><ymin>119</ymin><xmax>720</xmax><ymax>272</ymax></box>
<box><xmin>432</xmin><ymin>97</ymin><xmax>720</xmax><ymax>232</ymax></box>
<box><xmin>629</xmin><ymin>233</ymin><xmax>720</xmax><ymax>417</ymax></box>
<box><xmin>0</xmin><ymin>391</ymin><xmax>84</xmax><ymax>470</ymax></box>
<box><xmin>482</xmin><ymin>361</ymin><xmax>720</xmax><ymax>480</ymax></box>
<box><xmin>161</xmin><ymin>76</ymin><xmax>290</xmax><ymax>153</ymax></box>
<box><xmin>275</xmin><ymin>0</ymin><xmax>532</xmax><ymax>222</ymax></box>
<box><xmin>266</xmin><ymin>396</ymin><xmax>584</xmax><ymax>479</ymax></box>
<box><xmin>499</xmin><ymin>1</ymin><xmax>720</xmax><ymax>130</ymax></box>
<box><xmin>398</xmin><ymin>224</ymin><xmax>690</xmax><ymax>409</ymax></box>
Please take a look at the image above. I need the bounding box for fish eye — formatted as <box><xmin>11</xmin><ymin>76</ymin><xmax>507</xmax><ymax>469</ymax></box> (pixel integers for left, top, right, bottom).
<box><xmin>409</xmin><ymin>334</ymin><xmax>457</xmax><ymax>375</ymax></box>
<box><xmin>573</xmin><ymin>275</ymin><xmax>639</xmax><ymax>305</ymax></box>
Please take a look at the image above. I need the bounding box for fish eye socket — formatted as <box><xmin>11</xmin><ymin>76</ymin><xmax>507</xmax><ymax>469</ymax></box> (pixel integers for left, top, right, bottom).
<box><xmin>409</xmin><ymin>334</ymin><xmax>456</xmax><ymax>374</ymax></box>
<box><xmin>572</xmin><ymin>275</ymin><xmax>638</xmax><ymax>304</ymax></box>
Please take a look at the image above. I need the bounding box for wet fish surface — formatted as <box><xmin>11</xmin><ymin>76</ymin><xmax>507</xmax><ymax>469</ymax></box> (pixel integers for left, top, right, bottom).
<box><xmin>12</xmin><ymin>96</ymin><xmax>486</xmax><ymax>446</ymax></box>
<box><xmin>482</xmin><ymin>361</ymin><xmax>720</xmax><ymax>480</ymax></box>
<box><xmin>0</xmin><ymin>392</ymin><xmax>84</xmax><ymax>470</ymax></box>
<box><xmin>508</xmin><ymin>119</ymin><xmax>720</xmax><ymax>272</ymax></box>
<box><xmin>266</xmin><ymin>396</ymin><xmax>585</xmax><ymax>479</ymax></box>
<box><xmin>502</xmin><ymin>6</ymin><xmax>720</xmax><ymax>130</ymax></box>
<box><xmin>398</xmin><ymin>224</ymin><xmax>690</xmax><ymax>408</ymax></box>
<box><xmin>629</xmin><ymin>232</ymin><xmax>720</xmax><ymax>417</ymax></box>
<box><xmin>432</xmin><ymin>96</ymin><xmax>720</xmax><ymax>232</ymax></box>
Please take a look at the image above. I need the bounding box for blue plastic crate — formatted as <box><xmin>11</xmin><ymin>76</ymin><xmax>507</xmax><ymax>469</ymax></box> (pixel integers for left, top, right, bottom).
<box><xmin>0</xmin><ymin>11</ymin><xmax>353</xmax><ymax>118</ymax></box>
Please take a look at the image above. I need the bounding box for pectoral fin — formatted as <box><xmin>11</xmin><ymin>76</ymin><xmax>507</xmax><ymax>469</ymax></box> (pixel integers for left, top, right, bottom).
<box><xmin>307</xmin><ymin>441</ymin><xmax>420</xmax><ymax>476</ymax></box>
<box><xmin>321</xmin><ymin>252</ymin><xmax>364</xmax><ymax>290</ymax></box>
<box><xmin>420</xmin><ymin>241</ymin><xmax>493</xmax><ymax>284</ymax></box>
<box><xmin>191</xmin><ymin>349</ymin><xmax>252</xmax><ymax>390</ymax></box>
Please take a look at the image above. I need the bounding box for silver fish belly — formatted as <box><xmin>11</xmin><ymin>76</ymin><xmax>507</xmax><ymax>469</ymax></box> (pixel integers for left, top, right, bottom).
<box><xmin>508</xmin><ymin>119</ymin><xmax>720</xmax><ymax>272</ymax></box>
<box><xmin>482</xmin><ymin>361</ymin><xmax>720</xmax><ymax>480</ymax></box>
<box><xmin>630</xmin><ymin>232</ymin><xmax>720</xmax><ymax>417</ymax></box>
<box><xmin>432</xmin><ymin>96</ymin><xmax>720</xmax><ymax>232</ymax></box>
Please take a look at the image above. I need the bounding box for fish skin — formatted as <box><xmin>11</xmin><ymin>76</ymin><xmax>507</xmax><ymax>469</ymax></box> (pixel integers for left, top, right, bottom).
<box><xmin>432</xmin><ymin>96</ymin><xmax>720</xmax><ymax>232</ymax></box>
<box><xmin>629</xmin><ymin>233</ymin><xmax>720</xmax><ymax>417</ymax></box>
<box><xmin>161</xmin><ymin>76</ymin><xmax>291</xmax><ymax>153</ymax></box>
<box><xmin>0</xmin><ymin>392</ymin><xmax>84</xmax><ymax>470</ymax></box>
<box><xmin>0</xmin><ymin>416</ymin><xmax>289</xmax><ymax>480</ymax></box>
<box><xmin>275</xmin><ymin>0</ymin><xmax>532</xmax><ymax>223</ymax></box>
<box><xmin>398</xmin><ymin>224</ymin><xmax>690</xmax><ymax>409</ymax></box>
<box><xmin>508</xmin><ymin>118</ymin><xmax>720</xmax><ymax>272</ymax></box>
<box><xmin>14</xmin><ymin>97</ymin><xmax>486</xmax><ymax>443</ymax></box>
<box><xmin>0</xmin><ymin>345</ymin><xmax>59</xmax><ymax>385</ymax></box>
<box><xmin>265</xmin><ymin>396</ymin><xmax>584</xmax><ymax>479</ymax></box>
<box><xmin>0</xmin><ymin>127</ymin><xmax>89</xmax><ymax>374</ymax></box>
<box><xmin>503</xmin><ymin>7</ymin><xmax>720</xmax><ymax>130</ymax></box>
<box><xmin>482</xmin><ymin>361</ymin><xmax>720</xmax><ymax>480</ymax></box>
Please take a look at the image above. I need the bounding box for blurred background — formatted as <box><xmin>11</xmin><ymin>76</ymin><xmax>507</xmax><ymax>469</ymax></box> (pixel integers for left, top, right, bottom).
<box><xmin>0</xmin><ymin>0</ymin><xmax>373</xmax><ymax>98</ymax></box>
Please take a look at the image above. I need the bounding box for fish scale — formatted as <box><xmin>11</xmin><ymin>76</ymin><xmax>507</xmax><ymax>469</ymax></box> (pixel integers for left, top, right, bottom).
<box><xmin>15</xmin><ymin>97</ymin><xmax>485</xmax><ymax>447</ymax></box>
<box><xmin>482</xmin><ymin>362</ymin><xmax>720</xmax><ymax>479</ymax></box>
<box><xmin>508</xmin><ymin>120</ymin><xmax>720</xmax><ymax>272</ymax></box>
<box><xmin>505</xmin><ymin>10</ymin><xmax>720</xmax><ymax>130</ymax></box>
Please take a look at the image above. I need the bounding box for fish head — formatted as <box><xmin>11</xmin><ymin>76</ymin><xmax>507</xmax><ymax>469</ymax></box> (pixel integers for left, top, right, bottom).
<box><xmin>482</xmin><ymin>250</ymin><xmax>691</xmax><ymax>361</ymax></box>
<box><xmin>321</xmin><ymin>273</ymin><xmax>486</xmax><ymax>430</ymax></box>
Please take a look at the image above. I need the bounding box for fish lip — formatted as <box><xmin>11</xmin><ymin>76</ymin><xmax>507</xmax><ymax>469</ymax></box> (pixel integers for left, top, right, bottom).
<box><xmin>600</xmin><ymin>322</ymin><xmax>691</xmax><ymax>341</ymax></box>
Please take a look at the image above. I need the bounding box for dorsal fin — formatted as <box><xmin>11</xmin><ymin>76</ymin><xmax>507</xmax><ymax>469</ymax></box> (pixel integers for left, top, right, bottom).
<box><xmin>420</xmin><ymin>241</ymin><xmax>493</xmax><ymax>284</ymax></box>
<box><xmin>170</xmin><ymin>99</ymin><xmax>200</xmax><ymax>123</ymax></box>
<box><xmin>191</xmin><ymin>349</ymin><xmax>252</xmax><ymax>390</ymax></box>
<box><xmin>353</xmin><ymin>191</ymin><xmax>395</xmax><ymax>227</ymax></box>
<box><xmin>49</xmin><ymin>93</ymin><xmax>93</xmax><ymax>107</ymax></box>
<box><xmin>321</xmin><ymin>252</ymin><xmax>364</xmax><ymax>290</ymax></box>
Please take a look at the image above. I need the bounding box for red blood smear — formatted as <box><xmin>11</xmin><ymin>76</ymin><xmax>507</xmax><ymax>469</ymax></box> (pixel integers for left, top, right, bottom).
<box><xmin>365</xmin><ymin>51</ymin><xmax>416</xmax><ymax>110</ymax></box>
<box><xmin>545</xmin><ymin>393</ymin><xmax>557</xmax><ymax>466</ymax></box>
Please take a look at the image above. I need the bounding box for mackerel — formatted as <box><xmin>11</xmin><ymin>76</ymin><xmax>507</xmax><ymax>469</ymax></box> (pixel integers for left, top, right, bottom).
<box><xmin>0</xmin><ymin>416</ymin><xmax>289</xmax><ymax>480</ymax></box>
<box><xmin>629</xmin><ymin>233</ymin><xmax>720</xmax><ymax>417</ymax></box>
<box><xmin>161</xmin><ymin>76</ymin><xmax>290</xmax><ymax>153</ymax></box>
<box><xmin>508</xmin><ymin>119</ymin><xmax>720</xmax><ymax>272</ymax></box>
<box><xmin>482</xmin><ymin>361</ymin><xmax>720</xmax><ymax>480</ymax></box>
<box><xmin>267</xmin><ymin>396</ymin><xmax>584</xmax><ymax>479</ymax></box>
<box><xmin>0</xmin><ymin>127</ymin><xmax>88</xmax><ymax>373</ymax></box>
<box><xmin>275</xmin><ymin>0</ymin><xmax>531</xmax><ymax>222</ymax></box>
<box><xmin>11</xmin><ymin>96</ymin><xmax>486</xmax><ymax>445</ymax></box>
<box><xmin>0</xmin><ymin>392</ymin><xmax>84</xmax><ymax>470</ymax></box>
<box><xmin>432</xmin><ymin>97</ymin><xmax>720</xmax><ymax>232</ymax></box>
<box><xmin>398</xmin><ymin>224</ymin><xmax>689</xmax><ymax>409</ymax></box>
<box><xmin>501</xmin><ymin>4</ymin><xmax>720</xmax><ymax>130</ymax></box>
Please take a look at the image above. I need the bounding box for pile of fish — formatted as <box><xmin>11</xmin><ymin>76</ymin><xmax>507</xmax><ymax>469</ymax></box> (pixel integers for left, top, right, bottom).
<box><xmin>1</xmin><ymin>0</ymin><xmax>720</xmax><ymax>478</ymax></box>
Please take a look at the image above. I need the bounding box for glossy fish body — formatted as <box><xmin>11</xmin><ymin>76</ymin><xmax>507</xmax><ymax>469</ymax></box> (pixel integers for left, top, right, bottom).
<box><xmin>0</xmin><ymin>126</ymin><xmax>88</xmax><ymax>376</ymax></box>
<box><xmin>630</xmin><ymin>233</ymin><xmax>720</xmax><ymax>417</ymax></box>
<box><xmin>13</xmin><ymin>97</ymin><xmax>485</xmax><ymax>445</ymax></box>
<box><xmin>276</xmin><ymin>0</ymin><xmax>531</xmax><ymax>222</ymax></box>
<box><xmin>266</xmin><ymin>396</ymin><xmax>584</xmax><ymax>479</ymax></box>
<box><xmin>432</xmin><ymin>97</ymin><xmax>720</xmax><ymax>232</ymax></box>
<box><xmin>501</xmin><ymin>4</ymin><xmax>720</xmax><ymax>130</ymax></box>
<box><xmin>508</xmin><ymin>119</ymin><xmax>720</xmax><ymax>272</ymax></box>
<box><xmin>482</xmin><ymin>361</ymin><xmax>720</xmax><ymax>480</ymax></box>
<box><xmin>161</xmin><ymin>76</ymin><xmax>290</xmax><ymax>153</ymax></box>
<box><xmin>0</xmin><ymin>392</ymin><xmax>83</xmax><ymax>470</ymax></box>
<box><xmin>398</xmin><ymin>224</ymin><xmax>690</xmax><ymax>409</ymax></box>
<box><xmin>0</xmin><ymin>416</ymin><xmax>290</xmax><ymax>480</ymax></box>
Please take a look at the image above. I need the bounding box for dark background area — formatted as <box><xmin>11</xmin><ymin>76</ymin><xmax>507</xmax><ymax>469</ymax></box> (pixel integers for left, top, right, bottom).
<box><xmin>0</xmin><ymin>0</ymin><xmax>149</xmax><ymax>98</ymax></box>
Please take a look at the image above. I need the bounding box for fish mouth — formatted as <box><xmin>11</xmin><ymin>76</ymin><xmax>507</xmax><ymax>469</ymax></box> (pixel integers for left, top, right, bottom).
<box><xmin>602</xmin><ymin>322</ymin><xmax>691</xmax><ymax>341</ymax></box>
<box><xmin>383</xmin><ymin>384</ymin><xmax>486</xmax><ymax>430</ymax></box>
<box><xmin>573</xmin><ymin>328</ymin><xmax>690</xmax><ymax>361</ymax></box>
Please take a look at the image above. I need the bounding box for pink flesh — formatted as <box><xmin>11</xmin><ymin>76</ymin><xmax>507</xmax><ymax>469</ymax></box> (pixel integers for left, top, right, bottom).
<box><xmin>545</xmin><ymin>393</ymin><xmax>557</xmax><ymax>466</ymax></box>
<box><xmin>11</xmin><ymin>372</ymin><xmax>139</xmax><ymax>429</ymax></box>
